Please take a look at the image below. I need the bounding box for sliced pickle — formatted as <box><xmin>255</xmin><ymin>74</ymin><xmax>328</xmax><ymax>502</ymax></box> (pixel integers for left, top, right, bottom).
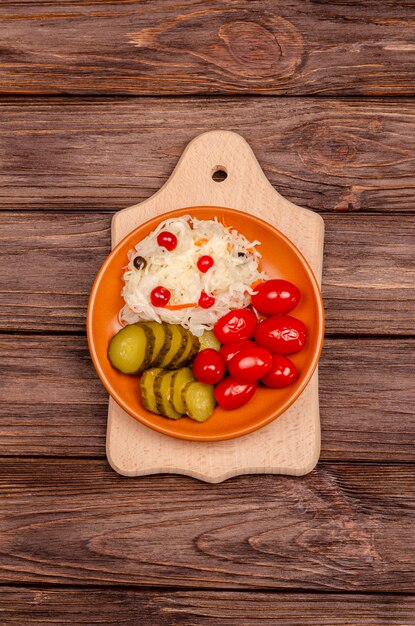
<box><xmin>182</xmin><ymin>381</ymin><xmax>216</xmax><ymax>422</ymax></box>
<box><xmin>160</xmin><ymin>324</ymin><xmax>187</xmax><ymax>369</ymax></box>
<box><xmin>158</xmin><ymin>323</ymin><xmax>172</xmax><ymax>365</ymax></box>
<box><xmin>154</xmin><ymin>370</ymin><xmax>182</xmax><ymax>420</ymax></box>
<box><xmin>140</xmin><ymin>368</ymin><xmax>162</xmax><ymax>414</ymax></box>
<box><xmin>199</xmin><ymin>329</ymin><xmax>221</xmax><ymax>352</ymax></box>
<box><xmin>169</xmin><ymin>326</ymin><xmax>191</xmax><ymax>369</ymax></box>
<box><xmin>188</xmin><ymin>334</ymin><xmax>201</xmax><ymax>362</ymax></box>
<box><xmin>171</xmin><ymin>367</ymin><xmax>195</xmax><ymax>414</ymax></box>
<box><xmin>108</xmin><ymin>324</ymin><xmax>152</xmax><ymax>374</ymax></box>
<box><xmin>141</xmin><ymin>321</ymin><xmax>167</xmax><ymax>366</ymax></box>
<box><xmin>176</xmin><ymin>332</ymin><xmax>200</xmax><ymax>367</ymax></box>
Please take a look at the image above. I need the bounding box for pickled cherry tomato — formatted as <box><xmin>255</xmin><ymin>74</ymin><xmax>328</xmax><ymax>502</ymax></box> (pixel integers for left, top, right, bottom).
<box><xmin>214</xmin><ymin>377</ymin><xmax>257</xmax><ymax>410</ymax></box>
<box><xmin>260</xmin><ymin>354</ymin><xmax>297</xmax><ymax>388</ymax></box>
<box><xmin>150</xmin><ymin>286</ymin><xmax>171</xmax><ymax>307</ymax></box>
<box><xmin>214</xmin><ymin>309</ymin><xmax>257</xmax><ymax>344</ymax></box>
<box><xmin>228</xmin><ymin>346</ymin><xmax>272</xmax><ymax>383</ymax></box>
<box><xmin>197</xmin><ymin>255</ymin><xmax>214</xmax><ymax>273</ymax></box>
<box><xmin>192</xmin><ymin>349</ymin><xmax>225</xmax><ymax>385</ymax></box>
<box><xmin>255</xmin><ymin>315</ymin><xmax>307</xmax><ymax>355</ymax></box>
<box><xmin>199</xmin><ymin>291</ymin><xmax>215</xmax><ymax>308</ymax></box>
<box><xmin>251</xmin><ymin>279</ymin><xmax>301</xmax><ymax>316</ymax></box>
<box><xmin>157</xmin><ymin>231</ymin><xmax>178</xmax><ymax>251</ymax></box>
<box><xmin>219</xmin><ymin>339</ymin><xmax>256</xmax><ymax>365</ymax></box>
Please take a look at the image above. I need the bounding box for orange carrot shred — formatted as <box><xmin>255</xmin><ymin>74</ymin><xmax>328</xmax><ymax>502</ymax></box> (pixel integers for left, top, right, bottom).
<box><xmin>165</xmin><ymin>302</ymin><xmax>197</xmax><ymax>311</ymax></box>
<box><xmin>250</xmin><ymin>280</ymin><xmax>264</xmax><ymax>291</ymax></box>
<box><xmin>195</xmin><ymin>238</ymin><xmax>208</xmax><ymax>246</ymax></box>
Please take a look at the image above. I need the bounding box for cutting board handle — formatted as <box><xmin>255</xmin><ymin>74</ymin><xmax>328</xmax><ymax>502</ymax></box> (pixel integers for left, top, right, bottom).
<box><xmin>166</xmin><ymin>130</ymin><xmax>276</xmax><ymax>198</ymax></box>
<box><xmin>112</xmin><ymin>131</ymin><xmax>318</xmax><ymax>248</ymax></box>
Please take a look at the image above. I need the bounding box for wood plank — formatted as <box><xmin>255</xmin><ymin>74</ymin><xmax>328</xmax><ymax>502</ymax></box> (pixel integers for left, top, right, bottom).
<box><xmin>1</xmin><ymin>97</ymin><xmax>415</xmax><ymax>213</ymax></box>
<box><xmin>1</xmin><ymin>2</ymin><xmax>415</xmax><ymax>95</ymax></box>
<box><xmin>1</xmin><ymin>212</ymin><xmax>414</xmax><ymax>335</ymax></box>
<box><xmin>0</xmin><ymin>588</ymin><xmax>414</xmax><ymax>625</ymax></box>
<box><xmin>0</xmin><ymin>459</ymin><xmax>413</xmax><ymax>590</ymax></box>
<box><xmin>0</xmin><ymin>335</ymin><xmax>413</xmax><ymax>461</ymax></box>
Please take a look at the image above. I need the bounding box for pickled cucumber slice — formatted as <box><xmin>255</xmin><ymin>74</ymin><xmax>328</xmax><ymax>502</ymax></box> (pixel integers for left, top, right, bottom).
<box><xmin>171</xmin><ymin>367</ymin><xmax>195</xmax><ymax>414</ymax></box>
<box><xmin>156</xmin><ymin>323</ymin><xmax>173</xmax><ymax>366</ymax></box>
<box><xmin>108</xmin><ymin>324</ymin><xmax>152</xmax><ymax>374</ymax></box>
<box><xmin>160</xmin><ymin>324</ymin><xmax>187</xmax><ymax>369</ymax></box>
<box><xmin>175</xmin><ymin>332</ymin><xmax>200</xmax><ymax>367</ymax></box>
<box><xmin>154</xmin><ymin>370</ymin><xmax>182</xmax><ymax>420</ymax></box>
<box><xmin>141</xmin><ymin>321</ymin><xmax>167</xmax><ymax>366</ymax></box>
<box><xmin>172</xmin><ymin>332</ymin><xmax>192</xmax><ymax>368</ymax></box>
<box><xmin>140</xmin><ymin>368</ymin><xmax>162</xmax><ymax>414</ymax></box>
<box><xmin>182</xmin><ymin>381</ymin><xmax>216</xmax><ymax>422</ymax></box>
<box><xmin>199</xmin><ymin>330</ymin><xmax>221</xmax><ymax>352</ymax></box>
<box><xmin>169</xmin><ymin>326</ymin><xmax>192</xmax><ymax>369</ymax></box>
<box><xmin>188</xmin><ymin>334</ymin><xmax>201</xmax><ymax>361</ymax></box>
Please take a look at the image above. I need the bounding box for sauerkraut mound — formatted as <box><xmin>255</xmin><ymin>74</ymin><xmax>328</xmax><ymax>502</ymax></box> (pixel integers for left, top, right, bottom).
<box><xmin>120</xmin><ymin>215</ymin><xmax>267</xmax><ymax>336</ymax></box>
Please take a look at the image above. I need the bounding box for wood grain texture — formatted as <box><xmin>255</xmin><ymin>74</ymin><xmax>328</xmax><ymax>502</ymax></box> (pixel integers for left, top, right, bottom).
<box><xmin>1</xmin><ymin>212</ymin><xmax>413</xmax><ymax>335</ymax></box>
<box><xmin>0</xmin><ymin>459</ymin><xmax>413</xmax><ymax>590</ymax></box>
<box><xmin>0</xmin><ymin>335</ymin><xmax>413</xmax><ymax>461</ymax></box>
<box><xmin>1</xmin><ymin>0</ymin><xmax>414</xmax><ymax>606</ymax></box>
<box><xmin>1</xmin><ymin>1</ymin><xmax>415</xmax><ymax>95</ymax></box>
<box><xmin>107</xmin><ymin>130</ymin><xmax>323</xmax><ymax>480</ymax></box>
<box><xmin>0</xmin><ymin>588</ymin><xmax>413</xmax><ymax>625</ymax></box>
<box><xmin>1</xmin><ymin>97</ymin><xmax>415</xmax><ymax>213</ymax></box>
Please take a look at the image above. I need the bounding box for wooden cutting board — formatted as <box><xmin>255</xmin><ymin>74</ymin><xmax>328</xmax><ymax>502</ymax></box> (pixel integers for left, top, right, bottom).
<box><xmin>106</xmin><ymin>130</ymin><xmax>324</xmax><ymax>482</ymax></box>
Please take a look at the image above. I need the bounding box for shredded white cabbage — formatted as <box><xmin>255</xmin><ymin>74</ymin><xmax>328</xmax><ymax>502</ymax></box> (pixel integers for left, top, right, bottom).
<box><xmin>120</xmin><ymin>215</ymin><xmax>267</xmax><ymax>336</ymax></box>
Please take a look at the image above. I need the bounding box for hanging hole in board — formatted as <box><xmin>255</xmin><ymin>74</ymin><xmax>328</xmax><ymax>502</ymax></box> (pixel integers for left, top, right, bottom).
<box><xmin>212</xmin><ymin>167</ymin><xmax>228</xmax><ymax>183</ymax></box>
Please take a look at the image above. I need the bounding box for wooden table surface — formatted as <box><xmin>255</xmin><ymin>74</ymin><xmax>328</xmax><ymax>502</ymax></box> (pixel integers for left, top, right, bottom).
<box><xmin>1</xmin><ymin>2</ymin><xmax>414</xmax><ymax>624</ymax></box>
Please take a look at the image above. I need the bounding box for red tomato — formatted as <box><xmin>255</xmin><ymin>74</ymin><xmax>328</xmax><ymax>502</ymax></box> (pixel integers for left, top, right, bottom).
<box><xmin>150</xmin><ymin>286</ymin><xmax>171</xmax><ymax>307</ymax></box>
<box><xmin>260</xmin><ymin>354</ymin><xmax>297</xmax><ymax>388</ymax></box>
<box><xmin>228</xmin><ymin>346</ymin><xmax>272</xmax><ymax>383</ymax></box>
<box><xmin>198</xmin><ymin>291</ymin><xmax>215</xmax><ymax>309</ymax></box>
<box><xmin>192</xmin><ymin>349</ymin><xmax>225</xmax><ymax>385</ymax></box>
<box><xmin>214</xmin><ymin>309</ymin><xmax>257</xmax><ymax>344</ymax></box>
<box><xmin>219</xmin><ymin>339</ymin><xmax>256</xmax><ymax>365</ymax></box>
<box><xmin>214</xmin><ymin>377</ymin><xmax>257</xmax><ymax>410</ymax></box>
<box><xmin>255</xmin><ymin>315</ymin><xmax>307</xmax><ymax>355</ymax></box>
<box><xmin>157</xmin><ymin>231</ymin><xmax>178</xmax><ymax>251</ymax></box>
<box><xmin>197</xmin><ymin>255</ymin><xmax>214</xmax><ymax>273</ymax></box>
<box><xmin>251</xmin><ymin>279</ymin><xmax>301</xmax><ymax>315</ymax></box>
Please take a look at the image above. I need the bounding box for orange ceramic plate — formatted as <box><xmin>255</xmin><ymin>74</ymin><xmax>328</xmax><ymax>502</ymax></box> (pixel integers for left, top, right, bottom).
<box><xmin>87</xmin><ymin>207</ymin><xmax>324</xmax><ymax>442</ymax></box>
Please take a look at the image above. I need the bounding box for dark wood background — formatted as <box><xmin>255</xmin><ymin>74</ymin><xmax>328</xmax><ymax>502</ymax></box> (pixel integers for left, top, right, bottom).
<box><xmin>0</xmin><ymin>2</ymin><xmax>414</xmax><ymax>624</ymax></box>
